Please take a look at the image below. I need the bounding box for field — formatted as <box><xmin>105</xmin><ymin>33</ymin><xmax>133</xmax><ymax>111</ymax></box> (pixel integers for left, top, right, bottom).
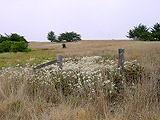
<box><xmin>29</xmin><ymin>40</ymin><xmax>160</xmax><ymax>70</ymax></box>
<box><xmin>0</xmin><ymin>40</ymin><xmax>160</xmax><ymax>120</ymax></box>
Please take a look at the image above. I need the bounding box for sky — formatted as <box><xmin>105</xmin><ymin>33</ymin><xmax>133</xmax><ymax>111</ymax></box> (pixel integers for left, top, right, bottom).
<box><xmin>0</xmin><ymin>0</ymin><xmax>160</xmax><ymax>42</ymax></box>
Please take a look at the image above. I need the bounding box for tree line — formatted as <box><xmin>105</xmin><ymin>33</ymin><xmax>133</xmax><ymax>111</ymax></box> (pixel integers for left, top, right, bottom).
<box><xmin>0</xmin><ymin>24</ymin><xmax>159</xmax><ymax>53</ymax></box>
<box><xmin>127</xmin><ymin>23</ymin><xmax>160</xmax><ymax>41</ymax></box>
<box><xmin>47</xmin><ymin>31</ymin><xmax>81</xmax><ymax>42</ymax></box>
<box><xmin>0</xmin><ymin>31</ymin><xmax>81</xmax><ymax>53</ymax></box>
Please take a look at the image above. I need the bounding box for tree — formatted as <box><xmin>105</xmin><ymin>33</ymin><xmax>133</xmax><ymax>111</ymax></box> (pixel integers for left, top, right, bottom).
<box><xmin>126</xmin><ymin>24</ymin><xmax>153</xmax><ymax>41</ymax></box>
<box><xmin>151</xmin><ymin>23</ymin><xmax>160</xmax><ymax>41</ymax></box>
<box><xmin>58</xmin><ymin>31</ymin><xmax>81</xmax><ymax>42</ymax></box>
<box><xmin>47</xmin><ymin>31</ymin><xmax>57</xmax><ymax>42</ymax></box>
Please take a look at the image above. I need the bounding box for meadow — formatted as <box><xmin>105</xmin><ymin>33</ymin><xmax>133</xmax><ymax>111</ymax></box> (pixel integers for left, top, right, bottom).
<box><xmin>0</xmin><ymin>40</ymin><xmax>160</xmax><ymax>120</ymax></box>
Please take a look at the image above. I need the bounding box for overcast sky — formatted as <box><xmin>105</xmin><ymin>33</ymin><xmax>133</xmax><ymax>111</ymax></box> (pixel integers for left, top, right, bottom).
<box><xmin>0</xmin><ymin>0</ymin><xmax>160</xmax><ymax>41</ymax></box>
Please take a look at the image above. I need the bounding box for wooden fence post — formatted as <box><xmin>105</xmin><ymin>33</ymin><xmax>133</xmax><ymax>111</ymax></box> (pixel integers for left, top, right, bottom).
<box><xmin>118</xmin><ymin>48</ymin><xmax>125</xmax><ymax>72</ymax></box>
<box><xmin>57</xmin><ymin>54</ymin><xmax>63</xmax><ymax>69</ymax></box>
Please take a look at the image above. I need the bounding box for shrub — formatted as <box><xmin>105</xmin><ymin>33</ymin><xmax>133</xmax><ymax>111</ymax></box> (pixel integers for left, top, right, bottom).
<box><xmin>0</xmin><ymin>41</ymin><xmax>12</xmax><ymax>52</ymax></box>
<box><xmin>0</xmin><ymin>33</ymin><xmax>30</xmax><ymax>53</ymax></box>
<box><xmin>62</xmin><ymin>43</ymin><xmax>66</xmax><ymax>48</ymax></box>
<box><xmin>123</xmin><ymin>61</ymin><xmax>144</xmax><ymax>85</ymax></box>
<box><xmin>0</xmin><ymin>34</ymin><xmax>8</xmax><ymax>43</ymax></box>
<box><xmin>0</xmin><ymin>44</ymin><xmax>4</xmax><ymax>53</ymax></box>
<box><xmin>8</xmin><ymin>33</ymin><xmax>27</xmax><ymax>43</ymax></box>
<box><xmin>10</xmin><ymin>41</ymin><xmax>29</xmax><ymax>53</ymax></box>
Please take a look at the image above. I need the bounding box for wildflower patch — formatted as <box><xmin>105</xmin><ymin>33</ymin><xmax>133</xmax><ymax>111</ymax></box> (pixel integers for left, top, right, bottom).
<box><xmin>0</xmin><ymin>56</ymin><xmax>143</xmax><ymax>102</ymax></box>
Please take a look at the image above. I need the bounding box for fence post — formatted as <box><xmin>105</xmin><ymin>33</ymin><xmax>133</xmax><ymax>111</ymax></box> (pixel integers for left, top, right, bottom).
<box><xmin>57</xmin><ymin>54</ymin><xmax>63</xmax><ymax>69</ymax></box>
<box><xmin>118</xmin><ymin>48</ymin><xmax>125</xmax><ymax>72</ymax></box>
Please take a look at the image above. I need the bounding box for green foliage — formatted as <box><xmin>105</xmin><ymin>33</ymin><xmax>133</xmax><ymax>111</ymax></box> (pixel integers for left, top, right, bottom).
<box><xmin>0</xmin><ymin>34</ymin><xmax>8</xmax><ymax>43</ymax></box>
<box><xmin>151</xmin><ymin>23</ymin><xmax>160</xmax><ymax>41</ymax></box>
<box><xmin>47</xmin><ymin>31</ymin><xmax>57</xmax><ymax>42</ymax></box>
<box><xmin>8</xmin><ymin>33</ymin><xmax>27</xmax><ymax>43</ymax></box>
<box><xmin>10</xmin><ymin>41</ymin><xmax>29</xmax><ymax>53</ymax></box>
<box><xmin>127</xmin><ymin>24</ymin><xmax>152</xmax><ymax>41</ymax></box>
<box><xmin>0</xmin><ymin>44</ymin><xmax>3</xmax><ymax>53</ymax></box>
<box><xmin>0</xmin><ymin>33</ymin><xmax>28</xmax><ymax>43</ymax></box>
<box><xmin>127</xmin><ymin>23</ymin><xmax>160</xmax><ymax>41</ymax></box>
<box><xmin>0</xmin><ymin>41</ymin><xmax>12</xmax><ymax>52</ymax></box>
<box><xmin>58</xmin><ymin>31</ymin><xmax>81</xmax><ymax>42</ymax></box>
<box><xmin>0</xmin><ymin>41</ymin><xmax>30</xmax><ymax>53</ymax></box>
<box><xmin>0</xmin><ymin>33</ymin><xmax>30</xmax><ymax>53</ymax></box>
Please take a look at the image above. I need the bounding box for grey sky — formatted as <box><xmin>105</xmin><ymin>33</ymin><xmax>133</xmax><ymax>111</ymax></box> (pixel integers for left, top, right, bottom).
<box><xmin>0</xmin><ymin>0</ymin><xmax>160</xmax><ymax>41</ymax></box>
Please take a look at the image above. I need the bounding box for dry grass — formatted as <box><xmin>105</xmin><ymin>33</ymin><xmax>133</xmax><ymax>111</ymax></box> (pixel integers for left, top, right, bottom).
<box><xmin>29</xmin><ymin>40</ymin><xmax>160</xmax><ymax>64</ymax></box>
<box><xmin>29</xmin><ymin>40</ymin><xmax>160</xmax><ymax>71</ymax></box>
<box><xmin>0</xmin><ymin>40</ymin><xmax>160</xmax><ymax>120</ymax></box>
<box><xmin>29</xmin><ymin>40</ymin><xmax>160</xmax><ymax>56</ymax></box>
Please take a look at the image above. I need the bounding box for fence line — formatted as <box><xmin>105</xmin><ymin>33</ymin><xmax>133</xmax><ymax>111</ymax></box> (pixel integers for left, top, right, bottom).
<box><xmin>33</xmin><ymin>49</ymin><xmax>125</xmax><ymax>70</ymax></box>
<box><xmin>33</xmin><ymin>54</ymin><xmax>62</xmax><ymax>70</ymax></box>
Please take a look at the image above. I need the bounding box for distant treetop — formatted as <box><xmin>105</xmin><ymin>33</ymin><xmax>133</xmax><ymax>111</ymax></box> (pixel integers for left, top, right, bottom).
<box><xmin>58</xmin><ymin>31</ymin><xmax>81</xmax><ymax>42</ymax></box>
<box><xmin>127</xmin><ymin>23</ymin><xmax>160</xmax><ymax>41</ymax></box>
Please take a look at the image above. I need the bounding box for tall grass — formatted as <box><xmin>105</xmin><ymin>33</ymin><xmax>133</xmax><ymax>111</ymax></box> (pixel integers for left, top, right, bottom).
<box><xmin>0</xmin><ymin>56</ymin><xmax>159</xmax><ymax>119</ymax></box>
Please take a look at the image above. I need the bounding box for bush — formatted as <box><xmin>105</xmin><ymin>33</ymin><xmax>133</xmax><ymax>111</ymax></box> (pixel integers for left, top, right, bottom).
<box><xmin>8</xmin><ymin>33</ymin><xmax>27</xmax><ymax>43</ymax></box>
<box><xmin>0</xmin><ymin>44</ymin><xmax>4</xmax><ymax>53</ymax></box>
<box><xmin>0</xmin><ymin>33</ymin><xmax>30</xmax><ymax>53</ymax></box>
<box><xmin>0</xmin><ymin>41</ymin><xmax>30</xmax><ymax>53</ymax></box>
<box><xmin>10</xmin><ymin>41</ymin><xmax>29</xmax><ymax>53</ymax></box>
<box><xmin>0</xmin><ymin>34</ymin><xmax>8</xmax><ymax>43</ymax></box>
<box><xmin>0</xmin><ymin>41</ymin><xmax>12</xmax><ymax>52</ymax></box>
<box><xmin>62</xmin><ymin>43</ymin><xmax>66</xmax><ymax>48</ymax></box>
